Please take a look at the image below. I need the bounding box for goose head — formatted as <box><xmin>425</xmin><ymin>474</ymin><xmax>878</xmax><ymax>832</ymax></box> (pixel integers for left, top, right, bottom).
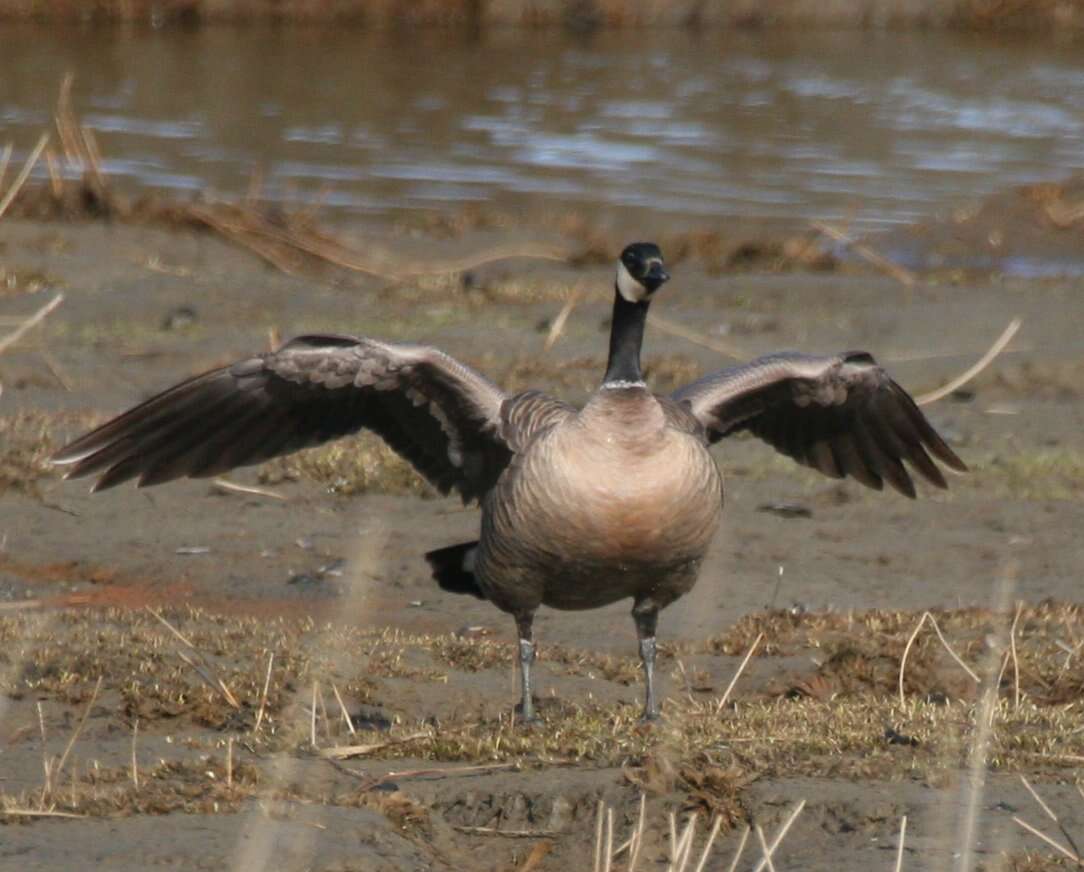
<box><xmin>616</xmin><ymin>242</ymin><xmax>669</xmax><ymax>304</ymax></box>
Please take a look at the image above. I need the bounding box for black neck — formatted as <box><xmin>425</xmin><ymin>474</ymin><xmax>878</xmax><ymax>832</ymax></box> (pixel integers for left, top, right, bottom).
<box><xmin>603</xmin><ymin>286</ymin><xmax>650</xmax><ymax>385</ymax></box>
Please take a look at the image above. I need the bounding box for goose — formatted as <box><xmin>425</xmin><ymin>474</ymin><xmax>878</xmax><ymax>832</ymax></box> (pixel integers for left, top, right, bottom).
<box><xmin>52</xmin><ymin>242</ymin><xmax>966</xmax><ymax>722</ymax></box>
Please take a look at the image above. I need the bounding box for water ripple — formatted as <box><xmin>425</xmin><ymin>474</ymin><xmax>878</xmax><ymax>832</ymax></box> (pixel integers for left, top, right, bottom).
<box><xmin>83</xmin><ymin>113</ymin><xmax>205</xmax><ymax>140</ymax></box>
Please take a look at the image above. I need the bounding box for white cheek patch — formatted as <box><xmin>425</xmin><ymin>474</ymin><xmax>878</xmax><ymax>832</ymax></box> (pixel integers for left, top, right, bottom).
<box><xmin>616</xmin><ymin>260</ymin><xmax>647</xmax><ymax>303</ymax></box>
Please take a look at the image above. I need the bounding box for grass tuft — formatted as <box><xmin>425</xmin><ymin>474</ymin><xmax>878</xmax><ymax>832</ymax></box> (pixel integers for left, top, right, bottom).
<box><xmin>258</xmin><ymin>434</ymin><xmax>437</xmax><ymax>498</ymax></box>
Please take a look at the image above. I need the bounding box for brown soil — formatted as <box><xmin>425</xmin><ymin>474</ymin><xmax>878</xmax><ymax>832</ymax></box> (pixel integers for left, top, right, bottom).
<box><xmin>1</xmin><ymin>188</ymin><xmax>1082</xmax><ymax>869</ymax></box>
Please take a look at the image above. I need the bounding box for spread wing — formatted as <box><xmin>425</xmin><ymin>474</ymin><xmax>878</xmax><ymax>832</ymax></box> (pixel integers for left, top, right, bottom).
<box><xmin>52</xmin><ymin>334</ymin><xmax>513</xmax><ymax>502</ymax></box>
<box><xmin>673</xmin><ymin>351</ymin><xmax>967</xmax><ymax>497</ymax></box>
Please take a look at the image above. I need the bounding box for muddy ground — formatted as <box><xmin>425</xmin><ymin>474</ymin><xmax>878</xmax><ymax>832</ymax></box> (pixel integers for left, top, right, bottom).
<box><xmin>0</xmin><ymin>193</ymin><xmax>1083</xmax><ymax>870</ymax></box>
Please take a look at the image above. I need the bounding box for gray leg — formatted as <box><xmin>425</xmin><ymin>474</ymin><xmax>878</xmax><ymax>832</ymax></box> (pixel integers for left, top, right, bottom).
<box><xmin>514</xmin><ymin>613</ymin><xmax>540</xmax><ymax>724</ymax></box>
<box><xmin>633</xmin><ymin>605</ymin><xmax>660</xmax><ymax>721</ymax></box>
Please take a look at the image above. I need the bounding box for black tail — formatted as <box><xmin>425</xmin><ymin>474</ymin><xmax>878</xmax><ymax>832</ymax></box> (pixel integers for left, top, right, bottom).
<box><xmin>425</xmin><ymin>541</ymin><xmax>487</xmax><ymax>599</ymax></box>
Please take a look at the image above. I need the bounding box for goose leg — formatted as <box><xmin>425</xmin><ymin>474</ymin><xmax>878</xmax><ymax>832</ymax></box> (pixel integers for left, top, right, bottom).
<box><xmin>633</xmin><ymin>605</ymin><xmax>660</xmax><ymax>721</ymax></box>
<box><xmin>514</xmin><ymin>612</ymin><xmax>540</xmax><ymax>724</ymax></box>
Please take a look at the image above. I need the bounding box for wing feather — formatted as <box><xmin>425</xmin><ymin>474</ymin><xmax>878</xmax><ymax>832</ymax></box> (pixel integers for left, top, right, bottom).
<box><xmin>53</xmin><ymin>334</ymin><xmax>513</xmax><ymax>502</ymax></box>
<box><xmin>674</xmin><ymin>350</ymin><xmax>966</xmax><ymax>497</ymax></box>
<box><xmin>498</xmin><ymin>389</ymin><xmax>576</xmax><ymax>452</ymax></box>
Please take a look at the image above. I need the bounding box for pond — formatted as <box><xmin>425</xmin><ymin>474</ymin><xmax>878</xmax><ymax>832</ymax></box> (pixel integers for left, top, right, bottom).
<box><xmin>2</xmin><ymin>26</ymin><xmax>1082</xmax><ymax>229</ymax></box>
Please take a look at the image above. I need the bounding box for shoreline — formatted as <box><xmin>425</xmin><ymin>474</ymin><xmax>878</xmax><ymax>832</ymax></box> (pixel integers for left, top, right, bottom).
<box><xmin>0</xmin><ymin>0</ymin><xmax>1081</xmax><ymax>31</ymax></box>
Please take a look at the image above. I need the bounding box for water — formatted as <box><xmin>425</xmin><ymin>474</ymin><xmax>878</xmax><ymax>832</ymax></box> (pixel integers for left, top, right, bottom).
<box><xmin>2</xmin><ymin>26</ymin><xmax>1083</xmax><ymax>229</ymax></box>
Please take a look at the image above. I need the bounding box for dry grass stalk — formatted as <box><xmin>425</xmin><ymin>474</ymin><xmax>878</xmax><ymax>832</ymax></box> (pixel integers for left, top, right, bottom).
<box><xmin>246</xmin><ymin>220</ymin><xmax>390</xmax><ymax>277</ymax></box>
<box><xmin>145</xmin><ymin>605</ymin><xmax>197</xmax><ymax>648</ymax></box>
<box><xmin>543</xmin><ymin>286</ymin><xmax>583</xmax><ymax>352</ymax></box>
<box><xmin>130</xmin><ymin>718</ymin><xmax>139</xmax><ymax>789</ymax></box>
<box><xmin>316</xmin><ymin>681</ymin><xmax>332</xmax><ymax>742</ymax></box>
<box><xmin>1019</xmin><ymin>775</ymin><xmax>1060</xmax><ymax>827</ymax></box>
<box><xmin>598</xmin><ymin>801</ymin><xmax>723</xmax><ymax>872</ymax></box>
<box><xmin>810</xmin><ymin>220</ymin><xmax>916</xmax><ymax>286</ymax></box>
<box><xmin>1056</xmin><ymin>639</ymin><xmax>1083</xmax><ymax>677</ymax></box>
<box><xmin>53</xmin><ymin>675</ymin><xmax>102</xmax><ymax>786</ymax></box>
<box><xmin>2</xmin><ymin>808</ymin><xmax>87</xmax><ymax>819</ymax></box>
<box><xmin>0</xmin><ymin>131</ymin><xmax>49</xmax><ymax>221</ymax></box>
<box><xmin>211</xmin><ymin>478</ymin><xmax>286</xmax><ymax>500</ymax></box>
<box><xmin>36</xmin><ymin>701</ymin><xmax>51</xmax><ymax>799</ymax></box>
<box><xmin>725</xmin><ymin>826</ymin><xmax>750</xmax><ymax>872</ymax></box>
<box><xmin>1009</xmin><ymin>601</ymin><xmax>1023</xmax><ymax>710</ymax></box>
<box><xmin>0</xmin><ymin>142</ymin><xmax>12</xmax><ymax>192</ymax></box>
<box><xmin>1043</xmin><ymin>196</ymin><xmax>1084</xmax><ymax>228</ymax></box>
<box><xmin>884</xmin><ymin>343</ymin><xmax>1031</xmax><ymax>364</ymax></box>
<box><xmin>80</xmin><ymin>126</ymin><xmax>105</xmax><ymax>192</ymax></box>
<box><xmin>897</xmin><ymin>611</ymin><xmax>981</xmax><ymax>705</ymax></box>
<box><xmin>620</xmin><ymin>793</ymin><xmax>648</xmax><ymax>867</ymax></box>
<box><xmin>185</xmin><ymin>204</ymin><xmax>304</xmax><ymax>275</ymax></box>
<box><xmin>391</xmin><ymin>243</ymin><xmax>568</xmax><ymax>279</ymax></box>
<box><xmin>0</xmin><ymin>294</ymin><xmax>64</xmax><ymax>357</ymax></box>
<box><xmin>517</xmin><ymin>840</ymin><xmax>552</xmax><ymax>872</ymax></box>
<box><xmin>754</xmin><ymin>825</ymin><xmax>777</xmax><ymax>872</ymax></box>
<box><xmin>693</xmin><ymin>816</ymin><xmax>724</xmax><ymax>872</ymax></box>
<box><xmin>674</xmin><ymin>658</ymin><xmax>696</xmax><ymax>703</ymax></box>
<box><xmin>594</xmin><ymin>799</ymin><xmax>605</xmax><ymax>872</ymax></box>
<box><xmin>894</xmin><ymin>815</ymin><xmax>907</xmax><ymax>872</ymax></box>
<box><xmin>750</xmin><ymin>799</ymin><xmax>805</xmax><ymax>872</ymax></box>
<box><xmin>146</xmin><ymin>607</ymin><xmax>240</xmax><ymax>709</ymax></box>
<box><xmin>958</xmin><ymin>565</ymin><xmax>1016</xmax><ymax>872</ymax></box>
<box><xmin>208</xmin><ymin>207</ymin><xmax>389</xmax><ymax>276</ymax></box>
<box><xmin>604</xmin><ymin>806</ymin><xmax>614</xmax><ymax>872</ymax></box>
<box><xmin>631</xmin><ymin>795</ymin><xmax>648</xmax><ymax>868</ymax></box>
<box><xmin>310</xmin><ymin>680</ymin><xmax>318</xmax><ymax>747</ymax></box>
<box><xmin>647</xmin><ymin>312</ymin><xmax>745</xmax><ymax>361</ymax></box>
<box><xmin>54</xmin><ymin>79</ymin><xmax>105</xmax><ymax>203</ymax></box>
<box><xmin>227</xmin><ymin>737</ymin><xmax>233</xmax><ymax>788</ymax></box>
<box><xmin>55</xmin><ymin>74</ymin><xmax>87</xmax><ymax>166</ymax></box>
<box><xmin>176</xmin><ymin>650</ymin><xmax>241</xmax><ymax>710</ymax></box>
<box><xmin>715</xmin><ymin>632</ymin><xmax>763</xmax><ymax>715</ymax></box>
<box><xmin>915</xmin><ymin>317</ymin><xmax>1022</xmax><ymax>406</ymax></box>
<box><xmin>1012</xmin><ymin>816</ymin><xmax>1083</xmax><ymax>865</ymax></box>
<box><xmin>38</xmin><ymin>347</ymin><xmax>74</xmax><ymax>392</ymax></box>
<box><xmin>330</xmin><ymin>682</ymin><xmax>357</xmax><ymax>736</ymax></box>
<box><xmin>351</xmin><ymin>761</ymin><xmax>520</xmax><ymax>782</ymax></box>
<box><xmin>189</xmin><ymin>204</ymin><xmax>566</xmax><ymax>283</ymax></box>
<box><xmin>254</xmin><ymin>651</ymin><xmax>274</xmax><ymax>731</ymax></box>
<box><xmin>318</xmin><ymin>730</ymin><xmax>434</xmax><ymax>761</ymax></box>
<box><xmin>1017</xmin><ymin>775</ymin><xmax>1082</xmax><ymax>860</ymax></box>
<box><xmin>453</xmin><ymin>825</ymin><xmax>559</xmax><ymax>838</ymax></box>
<box><xmin>44</xmin><ymin>147</ymin><xmax>63</xmax><ymax>198</ymax></box>
<box><xmin>673</xmin><ymin>813</ymin><xmax>698</xmax><ymax>869</ymax></box>
<box><xmin>0</xmin><ymin>598</ymin><xmax>45</xmax><ymax>612</ymax></box>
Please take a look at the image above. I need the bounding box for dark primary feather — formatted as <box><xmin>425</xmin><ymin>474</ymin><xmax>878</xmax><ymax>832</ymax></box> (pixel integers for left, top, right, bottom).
<box><xmin>673</xmin><ymin>351</ymin><xmax>967</xmax><ymax>498</ymax></box>
<box><xmin>52</xmin><ymin>334</ymin><xmax>514</xmax><ymax>502</ymax></box>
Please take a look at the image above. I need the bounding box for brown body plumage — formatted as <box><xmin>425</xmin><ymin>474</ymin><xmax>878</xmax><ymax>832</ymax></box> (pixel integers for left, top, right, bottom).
<box><xmin>477</xmin><ymin>388</ymin><xmax>722</xmax><ymax>616</ymax></box>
